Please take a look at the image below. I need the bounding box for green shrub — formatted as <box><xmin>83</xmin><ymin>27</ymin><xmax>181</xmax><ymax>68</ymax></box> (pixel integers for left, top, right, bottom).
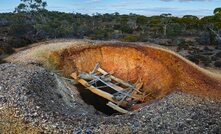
<box><xmin>120</xmin><ymin>34</ymin><xmax>140</xmax><ymax>42</ymax></box>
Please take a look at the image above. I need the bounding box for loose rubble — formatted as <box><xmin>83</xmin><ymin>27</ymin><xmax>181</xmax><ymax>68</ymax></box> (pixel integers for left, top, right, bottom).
<box><xmin>0</xmin><ymin>63</ymin><xmax>221</xmax><ymax>133</ymax></box>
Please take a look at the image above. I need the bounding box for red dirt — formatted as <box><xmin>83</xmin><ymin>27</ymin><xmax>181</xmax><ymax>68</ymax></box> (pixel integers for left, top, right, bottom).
<box><xmin>46</xmin><ymin>42</ymin><xmax>221</xmax><ymax>103</ymax></box>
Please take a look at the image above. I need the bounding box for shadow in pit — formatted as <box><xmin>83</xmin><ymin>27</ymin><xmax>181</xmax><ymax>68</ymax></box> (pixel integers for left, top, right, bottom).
<box><xmin>75</xmin><ymin>84</ymin><xmax>120</xmax><ymax>116</ymax></box>
<box><xmin>0</xmin><ymin>59</ymin><xmax>7</xmax><ymax>64</ymax></box>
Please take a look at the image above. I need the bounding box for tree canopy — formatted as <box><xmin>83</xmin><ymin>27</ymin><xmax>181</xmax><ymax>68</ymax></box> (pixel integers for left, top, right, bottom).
<box><xmin>214</xmin><ymin>8</ymin><xmax>221</xmax><ymax>15</ymax></box>
<box><xmin>0</xmin><ymin>2</ymin><xmax>219</xmax><ymax>50</ymax></box>
<box><xmin>14</xmin><ymin>0</ymin><xmax>47</xmax><ymax>13</ymax></box>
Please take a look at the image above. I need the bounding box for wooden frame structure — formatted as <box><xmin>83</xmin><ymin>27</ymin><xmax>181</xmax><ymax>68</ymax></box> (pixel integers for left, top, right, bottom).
<box><xmin>71</xmin><ymin>63</ymin><xmax>145</xmax><ymax>113</ymax></box>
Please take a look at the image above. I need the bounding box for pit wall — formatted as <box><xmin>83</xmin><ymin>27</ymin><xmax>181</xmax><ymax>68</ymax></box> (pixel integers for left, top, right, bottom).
<box><xmin>47</xmin><ymin>42</ymin><xmax>221</xmax><ymax>101</ymax></box>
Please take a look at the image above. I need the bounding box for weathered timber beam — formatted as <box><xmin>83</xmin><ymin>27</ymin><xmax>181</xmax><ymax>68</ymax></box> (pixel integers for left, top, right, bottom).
<box><xmin>71</xmin><ymin>73</ymin><xmax>116</xmax><ymax>102</ymax></box>
<box><xmin>134</xmin><ymin>82</ymin><xmax>143</xmax><ymax>94</ymax></box>
<box><xmin>79</xmin><ymin>72</ymin><xmax>93</xmax><ymax>80</ymax></box>
<box><xmin>106</xmin><ymin>81</ymin><xmax>124</xmax><ymax>91</ymax></box>
<box><xmin>74</xmin><ymin>70</ymin><xmax>145</xmax><ymax>101</ymax></box>
<box><xmin>92</xmin><ymin>75</ymin><xmax>143</xmax><ymax>100</ymax></box>
<box><xmin>97</xmin><ymin>68</ymin><xmax>133</xmax><ymax>87</ymax></box>
<box><xmin>134</xmin><ymin>78</ymin><xmax>144</xmax><ymax>93</ymax></box>
<box><xmin>75</xmin><ymin>72</ymin><xmax>132</xmax><ymax>97</ymax></box>
<box><xmin>71</xmin><ymin>73</ymin><xmax>128</xmax><ymax>107</ymax></box>
<box><xmin>97</xmin><ymin>67</ymin><xmax>143</xmax><ymax>94</ymax></box>
<box><xmin>106</xmin><ymin>102</ymin><xmax>128</xmax><ymax>114</ymax></box>
<box><xmin>93</xmin><ymin>75</ymin><xmax>124</xmax><ymax>92</ymax></box>
<box><xmin>90</xmin><ymin>63</ymin><xmax>100</xmax><ymax>74</ymax></box>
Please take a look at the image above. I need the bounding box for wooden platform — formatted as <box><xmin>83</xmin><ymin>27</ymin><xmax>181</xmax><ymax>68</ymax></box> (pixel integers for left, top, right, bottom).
<box><xmin>71</xmin><ymin>63</ymin><xmax>146</xmax><ymax>113</ymax></box>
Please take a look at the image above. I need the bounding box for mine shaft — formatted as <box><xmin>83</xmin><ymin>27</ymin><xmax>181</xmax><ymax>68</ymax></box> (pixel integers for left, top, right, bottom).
<box><xmin>2</xmin><ymin>39</ymin><xmax>221</xmax><ymax>133</ymax></box>
<box><xmin>1</xmin><ymin>0</ymin><xmax>221</xmax><ymax>132</ymax></box>
<box><xmin>71</xmin><ymin>63</ymin><xmax>146</xmax><ymax>114</ymax></box>
<box><xmin>39</xmin><ymin>42</ymin><xmax>221</xmax><ymax>115</ymax></box>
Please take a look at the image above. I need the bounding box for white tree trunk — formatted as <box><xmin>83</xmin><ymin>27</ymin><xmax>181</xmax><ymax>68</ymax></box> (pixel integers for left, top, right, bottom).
<box><xmin>210</xmin><ymin>28</ymin><xmax>221</xmax><ymax>49</ymax></box>
<box><xmin>163</xmin><ymin>25</ymin><xmax>167</xmax><ymax>37</ymax></box>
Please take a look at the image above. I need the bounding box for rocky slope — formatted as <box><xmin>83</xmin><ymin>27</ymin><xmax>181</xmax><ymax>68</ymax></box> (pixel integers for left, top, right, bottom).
<box><xmin>1</xmin><ymin>39</ymin><xmax>221</xmax><ymax>133</ymax></box>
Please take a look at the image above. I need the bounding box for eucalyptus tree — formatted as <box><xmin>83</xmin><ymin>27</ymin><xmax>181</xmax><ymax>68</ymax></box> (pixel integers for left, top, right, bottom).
<box><xmin>13</xmin><ymin>0</ymin><xmax>48</xmax><ymax>40</ymax></box>
<box><xmin>212</xmin><ymin>8</ymin><xmax>221</xmax><ymax>48</ymax></box>
<box><xmin>182</xmin><ymin>15</ymin><xmax>199</xmax><ymax>29</ymax></box>
<box><xmin>14</xmin><ymin>0</ymin><xmax>47</xmax><ymax>13</ymax></box>
<box><xmin>160</xmin><ymin>13</ymin><xmax>172</xmax><ymax>37</ymax></box>
<box><xmin>214</xmin><ymin>8</ymin><xmax>221</xmax><ymax>15</ymax></box>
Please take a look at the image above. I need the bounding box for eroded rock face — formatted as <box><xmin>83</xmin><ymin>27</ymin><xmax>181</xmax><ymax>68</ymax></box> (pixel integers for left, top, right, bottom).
<box><xmin>47</xmin><ymin>42</ymin><xmax>221</xmax><ymax>103</ymax></box>
<box><xmin>53</xmin><ymin>46</ymin><xmax>174</xmax><ymax>103</ymax></box>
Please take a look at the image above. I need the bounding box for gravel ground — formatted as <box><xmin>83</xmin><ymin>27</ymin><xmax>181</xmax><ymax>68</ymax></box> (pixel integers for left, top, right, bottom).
<box><xmin>0</xmin><ymin>63</ymin><xmax>221</xmax><ymax>133</ymax></box>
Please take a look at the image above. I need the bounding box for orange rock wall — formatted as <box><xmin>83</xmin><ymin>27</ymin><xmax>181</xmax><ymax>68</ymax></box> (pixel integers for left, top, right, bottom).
<box><xmin>48</xmin><ymin>43</ymin><xmax>221</xmax><ymax>101</ymax></box>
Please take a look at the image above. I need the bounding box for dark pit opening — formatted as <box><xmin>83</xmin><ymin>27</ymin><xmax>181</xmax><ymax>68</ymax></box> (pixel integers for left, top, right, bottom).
<box><xmin>0</xmin><ymin>59</ymin><xmax>7</xmax><ymax>64</ymax></box>
<box><xmin>75</xmin><ymin>84</ymin><xmax>120</xmax><ymax>116</ymax></box>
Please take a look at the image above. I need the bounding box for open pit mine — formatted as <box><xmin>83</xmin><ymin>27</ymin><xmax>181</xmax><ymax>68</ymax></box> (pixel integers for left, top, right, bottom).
<box><xmin>0</xmin><ymin>40</ymin><xmax>221</xmax><ymax>133</ymax></box>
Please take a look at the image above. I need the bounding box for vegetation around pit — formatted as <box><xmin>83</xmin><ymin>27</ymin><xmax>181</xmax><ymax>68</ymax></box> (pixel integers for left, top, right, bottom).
<box><xmin>0</xmin><ymin>0</ymin><xmax>221</xmax><ymax>68</ymax></box>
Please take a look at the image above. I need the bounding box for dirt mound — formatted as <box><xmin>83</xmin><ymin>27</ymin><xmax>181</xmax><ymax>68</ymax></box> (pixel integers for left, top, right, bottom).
<box><xmin>1</xmin><ymin>63</ymin><xmax>221</xmax><ymax>133</ymax></box>
<box><xmin>2</xmin><ymin>39</ymin><xmax>221</xmax><ymax>133</ymax></box>
<box><xmin>7</xmin><ymin>40</ymin><xmax>221</xmax><ymax>99</ymax></box>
